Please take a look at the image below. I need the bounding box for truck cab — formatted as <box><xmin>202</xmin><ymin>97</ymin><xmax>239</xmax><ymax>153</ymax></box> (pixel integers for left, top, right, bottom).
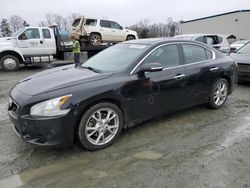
<box><xmin>0</xmin><ymin>27</ymin><xmax>56</xmax><ymax>71</ymax></box>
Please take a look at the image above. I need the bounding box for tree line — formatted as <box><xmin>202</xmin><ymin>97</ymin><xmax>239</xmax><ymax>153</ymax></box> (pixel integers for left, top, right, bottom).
<box><xmin>0</xmin><ymin>14</ymin><xmax>181</xmax><ymax>38</ymax></box>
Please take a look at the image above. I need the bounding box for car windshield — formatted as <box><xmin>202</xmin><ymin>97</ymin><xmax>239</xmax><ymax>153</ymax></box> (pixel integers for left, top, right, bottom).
<box><xmin>82</xmin><ymin>43</ymin><xmax>149</xmax><ymax>72</ymax></box>
<box><xmin>237</xmin><ymin>43</ymin><xmax>250</xmax><ymax>54</ymax></box>
<box><xmin>12</xmin><ymin>28</ymin><xmax>25</xmax><ymax>37</ymax></box>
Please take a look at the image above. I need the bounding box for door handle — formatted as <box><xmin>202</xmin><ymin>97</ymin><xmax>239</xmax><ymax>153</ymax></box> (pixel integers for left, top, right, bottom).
<box><xmin>173</xmin><ymin>74</ymin><xmax>185</xmax><ymax>80</ymax></box>
<box><xmin>40</xmin><ymin>40</ymin><xmax>43</xmax><ymax>44</ymax></box>
<box><xmin>209</xmin><ymin>67</ymin><xmax>219</xmax><ymax>72</ymax></box>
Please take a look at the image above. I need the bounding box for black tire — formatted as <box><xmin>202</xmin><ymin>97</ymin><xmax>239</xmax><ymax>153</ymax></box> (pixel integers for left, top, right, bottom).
<box><xmin>89</xmin><ymin>33</ymin><xmax>102</xmax><ymax>46</ymax></box>
<box><xmin>78</xmin><ymin>102</ymin><xmax>123</xmax><ymax>150</ymax></box>
<box><xmin>126</xmin><ymin>35</ymin><xmax>135</xmax><ymax>40</ymax></box>
<box><xmin>208</xmin><ymin>78</ymin><xmax>229</xmax><ymax>109</ymax></box>
<box><xmin>0</xmin><ymin>55</ymin><xmax>20</xmax><ymax>71</ymax></box>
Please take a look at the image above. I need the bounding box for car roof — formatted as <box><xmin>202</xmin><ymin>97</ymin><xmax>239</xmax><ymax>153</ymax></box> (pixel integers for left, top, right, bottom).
<box><xmin>123</xmin><ymin>37</ymin><xmax>207</xmax><ymax>45</ymax></box>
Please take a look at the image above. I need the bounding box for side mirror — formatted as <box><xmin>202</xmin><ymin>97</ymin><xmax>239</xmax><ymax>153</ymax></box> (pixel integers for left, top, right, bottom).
<box><xmin>120</xmin><ymin>26</ymin><xmax>123</xmax><ymax>30</ymax></box>
<box><xmin>18</xmin><ymin>33</ymin><xmax>27</xmax><ymax>40</ymax></box>
<box><xmin>230</xmin><ymin>47</ymin><xmax>237</xmax><ymax>53</ymax></box>
<box><xmin>140</xmin><ymin>63</ymin><xmax>163</xmax><ymax>73</ymax></box>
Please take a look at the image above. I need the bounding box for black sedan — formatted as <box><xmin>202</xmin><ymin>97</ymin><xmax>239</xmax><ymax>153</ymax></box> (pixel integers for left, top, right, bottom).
<box><xmin>230</xmin><ymin>41</ymin><xmax>250</xmax><ymax>82</ymax></box>
<box><xmin>8</xmin><ymin>38</ymin><xmax>238</xmax><ymax>150</ymax></box>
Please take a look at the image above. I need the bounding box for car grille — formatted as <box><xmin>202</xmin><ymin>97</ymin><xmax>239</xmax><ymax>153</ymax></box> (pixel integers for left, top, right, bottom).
<box><xmin>238</xmin><ymin>64</ymin><xmax>250</xmax><ymax>73</ymax></box>
<box><xmin>8</xmin><ymin>98</ymin><xmax>19</xmax><ymax>118</ymax></box>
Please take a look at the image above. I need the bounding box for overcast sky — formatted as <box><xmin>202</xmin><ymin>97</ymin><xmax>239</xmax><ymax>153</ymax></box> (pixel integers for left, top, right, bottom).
<box><xmin>0</xmin><ymin>0</ymin><xmax>250</xmax><ymax>27</ymax></box>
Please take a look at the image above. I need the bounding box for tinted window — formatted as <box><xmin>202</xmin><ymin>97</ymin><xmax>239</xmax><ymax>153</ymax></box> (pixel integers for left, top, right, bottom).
<box><xmin>182</xmin><ymin>44</ymin><xmax>207</xmax><ymax>64</ymax></box>
<box><xmin>42</xmin><ymin>29</ymin><xmax>51</xmax><ymax>39</ymax></box>
<box><xmin>110</xmin><ymin>22</ymin><xmax>122</xmax><ymax>29</ymax></box>
<box><xmin>143</xmin><ymin>44</ymin><xmax>180</xmax><ymax>68</ymax></box>
<box><xmin>100</xmin><ymin>20</ymin><xmax>111</xmax><ymax>28</ymax></box>
<box><xmin>85</xmin><ymin>19</ymin><xmax>97</xmax><ymax>26</ymax></box>
<box><xmin>23</xmin><ymin>28</ymin><xmax>40</xmax><ymax>39</ymax></box>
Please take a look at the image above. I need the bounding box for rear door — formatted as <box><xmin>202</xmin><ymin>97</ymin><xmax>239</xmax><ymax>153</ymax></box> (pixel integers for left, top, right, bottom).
<box><xmin>41</xmin><ymin>28</ymin><xmax>56</xmax><ymax>55</ymax></box>
<box><xmin>181</xmin><ymin>42</ymin><xmax>218</xmax><ymax>102</ymax></box>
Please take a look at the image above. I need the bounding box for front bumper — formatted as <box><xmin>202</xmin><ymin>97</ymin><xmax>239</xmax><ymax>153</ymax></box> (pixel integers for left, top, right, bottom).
<box><xmin>8</xmin><ymin>109</ymin><xmax>77</xmax><ymax>147</ymax></box>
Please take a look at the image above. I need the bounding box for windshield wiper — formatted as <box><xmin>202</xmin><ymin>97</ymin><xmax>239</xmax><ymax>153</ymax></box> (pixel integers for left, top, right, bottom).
<box><xmin>81</xmin><ymin>66</ymin><xmax>102</xmax><ymax>73</ymax></box>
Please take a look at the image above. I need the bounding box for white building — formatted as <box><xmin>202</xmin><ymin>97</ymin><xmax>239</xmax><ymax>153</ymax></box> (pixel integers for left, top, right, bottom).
<box><xmin>181</xmin><ymin>10</ymin><xmax>250</xmax><ymax>40</ymax></box>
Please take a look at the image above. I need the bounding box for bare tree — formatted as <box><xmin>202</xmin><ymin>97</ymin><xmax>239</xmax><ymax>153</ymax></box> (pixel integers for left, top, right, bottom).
<box><xmin>9</xmin><ymin>15</ymin><xmax>25</xmax><ymax>32</ymax></box>
<box><xmin>129</xmin><ymin>18</ymin><xmax>181</xmax><ymax>38</ymax></box>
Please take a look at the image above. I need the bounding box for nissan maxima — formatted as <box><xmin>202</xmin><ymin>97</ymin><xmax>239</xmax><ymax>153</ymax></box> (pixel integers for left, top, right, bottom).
<box><xmin>8</xmin><ymin>38</ymin><xmax>238</xmax><ymax>150</ymax></box>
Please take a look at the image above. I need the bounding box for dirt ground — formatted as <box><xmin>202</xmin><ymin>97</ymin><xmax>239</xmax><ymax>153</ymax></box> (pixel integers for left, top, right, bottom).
<box><xmin>0</xmin><ymin>64</ymin><xmax>250</xmax><ymax>188</ymax></box>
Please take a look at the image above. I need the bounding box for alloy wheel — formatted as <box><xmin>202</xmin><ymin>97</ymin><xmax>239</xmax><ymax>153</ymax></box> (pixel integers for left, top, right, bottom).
<box><xmin>85</xmin><ymin>108</ymin><xmax>119</xmax><ymax>146</ymax></box>
<box><xmin>213</xmin><ymin>81</ymin><xmax>228</xmax><ymax>106</ymax></box>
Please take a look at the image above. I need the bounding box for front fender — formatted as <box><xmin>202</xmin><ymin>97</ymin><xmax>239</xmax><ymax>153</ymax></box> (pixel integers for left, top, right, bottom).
<box><xmin>0</xmin><ymin>47</ymin><xmax>25</xmax><ymax>62</ymax></box>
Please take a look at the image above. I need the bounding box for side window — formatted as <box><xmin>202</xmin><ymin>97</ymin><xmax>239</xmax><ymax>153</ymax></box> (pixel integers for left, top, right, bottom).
<box><xmin>195</xmin><ymin>36</ymin><xmax>204</xmax><ymax>43</ymax></box>
<box><xmin>110</xmin><ymin>22</ymin><xmax>122</xmax><ymax>30</ymax></box>
<box><xmin>85</xmin><ymin>19</ymin><xmax>97</xmax><ymax>26</ymax></box>
<box><xmin>100</xmin><ymin>20</ymin><xmax>111</xmax><ymax>28</ymax></box>
<box><xmin>182</xmin><ymin>44</ymin><xmax>207</xmax><ymax>64</ymax></box>
<box><xmin>42</xmin><ymin>29</ymin><xmax>51</xmax><ymax>39</ymax></box>
<box><xmin>143</xmin><ymin>44</ymin><xmax>181</xmax><ymax>68</ymax></box>
<box><xmin>22</xmin><ymin>28</ymin><xmax>40</xmax><ymax>39</ymax></box>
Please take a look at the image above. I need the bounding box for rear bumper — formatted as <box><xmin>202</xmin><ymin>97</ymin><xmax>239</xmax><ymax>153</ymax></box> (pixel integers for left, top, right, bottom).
<box><xmin>8</xmin><ymin>110</ymin><xmax>76</xmax><ymax>147</ymax></box>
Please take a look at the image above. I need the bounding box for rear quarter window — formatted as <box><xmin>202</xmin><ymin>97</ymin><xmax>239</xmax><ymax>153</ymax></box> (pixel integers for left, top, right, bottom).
<box><xmin>182</xmin><ymin>44</ymin><xmax>207</xmax><ymax>64</ymax></box>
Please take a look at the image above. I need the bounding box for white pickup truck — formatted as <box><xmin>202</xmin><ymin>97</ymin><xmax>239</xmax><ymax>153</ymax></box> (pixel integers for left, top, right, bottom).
<box><xmin>0</xmin><ymin>27</ymin><xmax>57</xmax><ymax>71</ymax></box>
<box><xmin>0</xmin><ymin>26</ymin><xmax>107</xmax><ymax>71</ymax></box>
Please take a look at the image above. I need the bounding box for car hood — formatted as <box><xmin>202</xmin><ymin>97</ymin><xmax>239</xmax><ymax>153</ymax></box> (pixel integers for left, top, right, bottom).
<box><xmin>0</xmin><ymin>37</ymin><xmax>15</xmax><ymax>47</ymax></box>
<box><xmin>230</xmin><ymin>53</ymin><xmax>250</xmax><ymax>65</ymax></box>
<box><xmin>15</xmin><ymin>65</ymin><xmax>113</xmax><ymax>96</ymax></box>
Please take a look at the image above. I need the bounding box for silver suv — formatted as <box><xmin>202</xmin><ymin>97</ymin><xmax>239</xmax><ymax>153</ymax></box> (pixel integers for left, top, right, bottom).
<box><xmin>174</xmin><ymin>34</ymin><xmax>236</xmax><ymax>53</ymax></box>
<box><xmin>70</xmin><ymin>17</ymin><xmax>138</xmax><ymax>46</ymax></box>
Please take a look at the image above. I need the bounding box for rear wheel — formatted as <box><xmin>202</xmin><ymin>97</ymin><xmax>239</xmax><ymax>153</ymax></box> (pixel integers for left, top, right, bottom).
<box><xmin>0</xmin><ymin>55</ymin><xmax>20</xmax><ymax>71</ymax></box>
<box><xmin>89</xmin><ymin>34</ymin><xmax>102</xmax><ymax>46</ymax></box>
<box><xmin>126</xmin><ymin>35</ymin><xmax>135</xmax><ymax>40</ymax></box>
<box><xmin>78</xmin><ymin>102</ymin><xmax>123</xmax><ymax>150</ymax></box>
<box><xmin>208</xmin><ymin>78</ymin><xmax>229</xmax><ymax>109</ymax></box>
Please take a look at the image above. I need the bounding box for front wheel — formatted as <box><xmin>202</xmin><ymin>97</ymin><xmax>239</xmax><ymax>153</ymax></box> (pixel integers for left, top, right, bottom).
<box><xmin>126</xmin><ymin>35</ymin><xmax>135</xmax><ymax>40</ymax></box>
<box><xmin>78</xmin><ymin>102</ymin><xmax>123</xmax><ymax>150</ymax></box>
<box><xmin>0</xmin><ymin>55</ymin><xmax>20</xmax><ymax>71</ymax></box>
<box><xmin>208</xmin><ymin>78</ymin><xmax>229</xmax><ymax>109</ymax></box>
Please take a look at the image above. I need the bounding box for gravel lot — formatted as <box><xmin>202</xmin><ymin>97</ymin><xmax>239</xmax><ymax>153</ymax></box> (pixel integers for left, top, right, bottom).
<box><xmin>0</xmin><ymin>64</ymin><xmax>250</xmax><ymax>188</ymax></box>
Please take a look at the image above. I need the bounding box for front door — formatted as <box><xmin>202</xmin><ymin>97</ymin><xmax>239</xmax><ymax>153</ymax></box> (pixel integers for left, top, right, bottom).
<box><xmin>17</xmin><ymin>28</ymin><xmax>44</xmax><ymax>55</ymax></box>
<box><xmin>125</xmin><ymin>43</ymin><xmax>190</xmax><ymax>121</ymax></box>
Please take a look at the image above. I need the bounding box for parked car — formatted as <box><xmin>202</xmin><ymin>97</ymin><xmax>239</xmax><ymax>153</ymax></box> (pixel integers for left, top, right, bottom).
<box><xmin>70</xmin><ymin>17</ymin><xmax>138</xmax><ymax>46</ymax></box>
<box><xmin>174</xmin><ymin>34</ymin><xmax>236</xmax><ymax>53</ymax></box>
<box><xmin>8</xmin><ymin>38</ymin><xmax>238</xmax><ymax>150</ymax></box>
<box><xmin>230</xmin><ymin>40</ymin><xmax>250</xmax><ymax>52</ymax></box>
<box><xmin>230</xmin><ymin>41</ymin><xmax>250</xmax><ymax>81</ymax></box>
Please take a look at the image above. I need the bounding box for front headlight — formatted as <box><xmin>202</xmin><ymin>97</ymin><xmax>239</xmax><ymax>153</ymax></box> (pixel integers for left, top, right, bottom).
<box><xmin>30</xmin><ymin>95</ymin><xmax>72</xmax><ymax>117</ymax></box>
